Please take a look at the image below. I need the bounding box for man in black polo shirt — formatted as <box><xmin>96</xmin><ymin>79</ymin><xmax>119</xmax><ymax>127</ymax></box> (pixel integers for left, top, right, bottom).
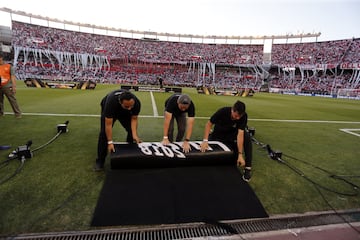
<box><xmin>161</xmin><ymin>94</ymin><xmax>195</xmax><ymax>153</ymax></box>
<box><xmin>95</xmin><ymin>90</ymin><xmax>141</xmax><ymax>171</ymax></box>
<box><xmin>200</xmin><ymin>100</ymin><xmax>253</xmax><ymax>182</ymax></box>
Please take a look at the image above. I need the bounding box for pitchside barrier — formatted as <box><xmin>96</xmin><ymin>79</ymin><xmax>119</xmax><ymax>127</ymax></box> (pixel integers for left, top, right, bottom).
<box><xmin>24</xmin><ymin>79</ymin><xmax>96</xmax><ymax>89</ymax></box>
<box><xmin>196</xmin><ymin>86</ymin><xmax>254</xmax><ymax>96</ymax></box>
<box><xmin>120</xmin><ymin>85</ymin><xmax>182</xmax><ymax>93</ymax></box>
<box><xmin>110</xmin><ymin>141</ymin><xmax>236</xmax><ymax>169</ymax></box>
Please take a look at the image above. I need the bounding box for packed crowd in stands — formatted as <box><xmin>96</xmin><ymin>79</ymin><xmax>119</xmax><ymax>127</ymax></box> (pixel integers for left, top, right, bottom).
<box><xmin>268</xmin><ymin>71</ymin><xmax>355</xmax><ymax>95</ymax></box>
<box><xmin>12</xmin><ymin>21</ymin><xmax>263</xmax><ymax>64</ymax></box>
<box><xmin>271</xmin><ymin>39</ymin><xmax>358</xmax><ymax>65</ymax></box>
<box><xmin>10</xmin><ymin>21</ymin><xmax>360</xmax><ymax>96</ymax></box>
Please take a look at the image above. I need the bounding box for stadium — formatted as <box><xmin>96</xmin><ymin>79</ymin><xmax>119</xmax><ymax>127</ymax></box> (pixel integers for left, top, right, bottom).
<box><xmin>0</xmin><ymin>6</ymin><xmax>360</xmax><ymax>240</ymax></box>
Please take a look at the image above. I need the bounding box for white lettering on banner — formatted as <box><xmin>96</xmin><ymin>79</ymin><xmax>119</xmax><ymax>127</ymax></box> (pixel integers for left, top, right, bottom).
<box><xmin>168</xmin><ymin>143</ymin><xmax>186</xmax><ymax>158</ymax></box>
<box><xmin>138</xmin><ymin>142</ymin><xmax>185</xmax><ymax>158</ymax></box>
<box><xmin>151</xmin><ymin>143</ymin><xmax>165</xmax><ymax>157</ymax></box>
<box><xmin>340</xmin><ymin>63</ymin><xmax>360</xmax><ymax>69</ymax></box>
<box><xmin>137</xmin><ymin>141</ymin><xmax>231</xmax><ymax>158</ymax></box>
<box><xmin>188</xmin><ymin>142</ymin><xmax>201</xmax><ymax>151</ymax></box>
<box><xmin>138</xmin><ymin>142</ymin><xmax>153</xmax><ymax>155</ymax></box>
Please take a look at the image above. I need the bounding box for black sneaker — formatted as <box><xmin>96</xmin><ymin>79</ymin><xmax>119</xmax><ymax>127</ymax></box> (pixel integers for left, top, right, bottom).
<box><xmin>93</xmin><ymin>163</ymin><xmax>104</xmax><ymax>172</ymax></box>
<box><xmin>242</xmin><ymin>169</ymin><xmax>251</xmax><ymax>182</ymax></box>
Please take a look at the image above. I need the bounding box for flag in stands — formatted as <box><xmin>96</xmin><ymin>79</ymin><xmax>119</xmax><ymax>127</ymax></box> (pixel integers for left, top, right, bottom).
<box><xmin>191</xmin><ymin>55</ymin><xmax>202</xmax><ymax>59</ymax></box>
<box><xmin>94</xmin><ymin>47</ymin><xmax>107</xmax><ymax>53</ymax></box>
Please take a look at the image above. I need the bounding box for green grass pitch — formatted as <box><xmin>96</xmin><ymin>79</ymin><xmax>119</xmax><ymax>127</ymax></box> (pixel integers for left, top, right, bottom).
<box><xmin>0</xmin><ymin>81</ymin><xmax>359</xmax><ymax>234</ymax></box>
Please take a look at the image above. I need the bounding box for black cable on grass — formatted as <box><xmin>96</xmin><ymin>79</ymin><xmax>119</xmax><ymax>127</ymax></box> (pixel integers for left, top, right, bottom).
<box><xmin>251</xmin><ymin>133</ymin><xmax>360</xmax><ymax>235</ymax></box>
<box><xmin>32</xmin><ymin>121</ymin><xmax>69</xmax><ymax>153</ymax></box>
<box><xmin>313</xmin><ymin>182</ymin><xmax>360</xmax><ymax>235</ymax></box>
<box><xmin>0</xmin><ymin>157</ymin><xmax>26</xmax><ymax>185</ymax></box>
<box><xmin>0</xmin><ymin>157</ymin><xmax>12</xmax><ymax>169</ymax></box>
<box><xmin>251</xmin><ymin>135</ymin><xmax>359</xmax><ymax>196</ymax></box>
<box><xmin>0</xmin><ymin>121</ymin><xmax>69</xmax><ymax>185</ymax></box>
<box><xmin>31</xmin><ymin>131</ymin><xmax>62</xmax><ymax>153</ymax></box>
<box><xmin>282</xmin><ymin>152</ymin><xmax>359</xmax><ymax>196</ymax></box>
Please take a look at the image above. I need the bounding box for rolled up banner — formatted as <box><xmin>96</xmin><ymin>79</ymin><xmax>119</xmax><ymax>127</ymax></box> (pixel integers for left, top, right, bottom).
<box><xmin>110</xmin><ymin>141</ymin><xmax>236</xmax><ymax>169</ymax></box>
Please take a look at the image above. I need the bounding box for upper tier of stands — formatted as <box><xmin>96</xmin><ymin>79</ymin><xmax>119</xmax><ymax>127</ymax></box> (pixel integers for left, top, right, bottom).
<box><xmin>12</xmin><ymin>21</ymin><xmax>263</xmax><ymax>65</ymax></box>
<box><xmin>272</xmin><ymin>39</ymin><xmax>358</xmax><ymax>66</ymax></box>
<box><xmin>11</xmin><ymin>21</ymin><xmax>360</xmax><ymax>66</ymax></box>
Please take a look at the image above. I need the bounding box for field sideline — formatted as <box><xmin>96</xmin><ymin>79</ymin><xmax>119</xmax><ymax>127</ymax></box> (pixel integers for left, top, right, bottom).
<box><xmin>5</xmin><ymin>111</ymin><xmax>360</xmax><ymax>124</ymax></box>
<box><xmin>7</xmin><ymin>110</ymin><xmax>360</xmax><ymax>139</ymax></box>
<box><xmin>0</xmin><ymin>82</ymin><xmax>359</xmax><ymax>235</ymax></box>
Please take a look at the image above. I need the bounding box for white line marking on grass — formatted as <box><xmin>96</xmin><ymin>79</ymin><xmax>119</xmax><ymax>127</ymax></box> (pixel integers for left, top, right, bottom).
<box><xmin>339</xmin><ymin>129</ymin><xmax>360</xmax><ymax>137</ymax></box>
<box><xmin>6</xmin><ymin>112</ymin><xmax>360</xmax><ymax>124</ymax></box>
<box><xmin>249</xmin><ymin>119</ymin><xmax>360</xmax><ymax>124</ymax></box>
<box><xmin>18</xmin><ymin>112</ymin><xmax>100</xmax><ymax>117</ymax></box>
<box><xmin>150</xmin><ymin>91</ymin><xmax>159</xmax><ymax>117</ymax></box>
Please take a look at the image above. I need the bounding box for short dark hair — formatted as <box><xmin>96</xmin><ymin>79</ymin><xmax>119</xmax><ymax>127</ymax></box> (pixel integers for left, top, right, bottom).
<box><xmin>118</xmin><ymin>90</ymin><xmax>135</xmax><ymax>103</ymax></box>
<box><xmin>232</xmin><ymin>100</ymin><xmax>246</xmax><ymax>114</ymax></box>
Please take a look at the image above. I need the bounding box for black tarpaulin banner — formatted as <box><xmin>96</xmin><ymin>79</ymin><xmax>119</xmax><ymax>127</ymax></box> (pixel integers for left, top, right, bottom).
<box><xmin>91</xmin><ymin>166</ymin><xmax>268</xmax><ymax>226</ymax></box>
<box><xmin>92</xmin><ymin>141</ymin><xmax>268</xmax><ymax>227</ymax></box>
<box><xmin>111</xmin><ymin>141</ymin><xmax>236</xmax><ymax>169</ymax></box>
